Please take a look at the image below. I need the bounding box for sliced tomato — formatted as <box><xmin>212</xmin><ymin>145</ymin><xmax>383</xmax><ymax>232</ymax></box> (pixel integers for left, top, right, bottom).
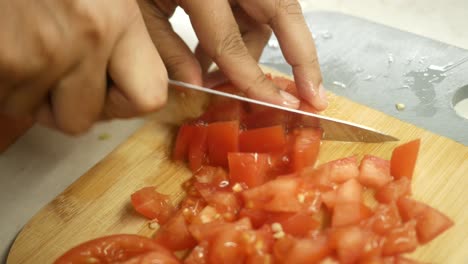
<box><xmin>276</xmin><ymin>235</ymin><xmax>331</xmax><ymax>264</ymax></box>
<box><xmin>291</xmin><ymin>128</ymin><xmax>322</xmax><ymax>172</ymax></box>
<box><xmin>54</xmin><ymin>234</ymin><xmax>177</xmax><ymax>264</ymax></box>
<box><xmin>130</xmin><ymin>187</ymin><xmax>174</xmax><ymax>224</ymax></box>
<box><xmin>362</xmin><ymin>203</ymin><xmax>402</xmax><ymax>235</ymax></box>
<box><xmin>382</xmin><ymin>220</ymin><xmax>419</xmax><ymax>256</ymax></box>
<box><xmin>228</xmin><ymin>153</ymin><xmax>270</xmax><ymax>188</ymax></box>
<box><xmin>241</xmin><ymin>177</ymin><xmax>303</xmax><ymax>212</ymax></box>
<box><xmin>153</xmin><ymin>211</ymin><xmax>196</xmax><ymax>251</ymax></box>
<box><xmin>330</xmin><ymin>226</ymin><xmax>365</xmax><ymax>264</ymax></box>
<box><xmin>188</xmin><ymin>125</ymin><xmax>209</xmax><ymax>172</ymax></box>
<box><xmin>391</xmin><ymin>139</ymin><xmax>420</xmax><ymax>179</ymax></box>
<box><xmin>335</xmin><ymin>178</ymin><xmax>363</xmax><ymax>204</ymax></box>
<box><xmin>239</xmin><ymin>125</ymin><xmax>286</xmax><ymax>153</ymax></box>
<box><xmin>332</xmin><ymin>202</ymin><xmax>373</xmax><ymax>227</ymax></box>
<box><xmin>397</xmin><ymin>197</ymin><xmax>454</xmax><ymax>244</ymax></box>
<box><xmin>358</xmin><ymin>155</ymin><xmax>393</xmax><ymax>189</ymax></box>
<box><xmin>172</xmin><ymin>124</ymin><xmax>193</xmax><ymax>161</ymax></box>
<box><xmin>206</xmin><ymin>121</ymin><xmax>239</xmax><ymax>167</ymax></box>
<box><xmin>375</xmin><ymin>177</ymin><xmax>411</xmax><ymax>204</ymax></box>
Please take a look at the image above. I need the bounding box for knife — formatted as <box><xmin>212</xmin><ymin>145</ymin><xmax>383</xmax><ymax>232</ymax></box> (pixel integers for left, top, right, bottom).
<box><xmin>169</xmin><ymin>79</ymin><xmax>398</xmax><ymax>143</ymax></box>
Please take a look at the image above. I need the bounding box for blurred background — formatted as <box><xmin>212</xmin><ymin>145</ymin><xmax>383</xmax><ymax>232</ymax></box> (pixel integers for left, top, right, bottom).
<box><xmin>1</xmin><ymin>0</ymin><xmax>467</xmax><ymax>260</ymax></box>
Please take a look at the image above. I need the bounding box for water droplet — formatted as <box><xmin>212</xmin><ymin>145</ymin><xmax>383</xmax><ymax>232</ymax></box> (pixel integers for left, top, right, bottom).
<box><xmin>332</xmin><ymin>81</ymin><xmax>346</xmax><ymax>88</ymax></box>
<box><xmin>355</xmin><ymin>67</ymin><xmax>364</xmax><ymax>73</ymax></box>
<box><xmin>423</xmin><ymin>73</ymin><xmax>429</xmax><ymax>76</ymax></box>
<box><xmin>387</xmin><ymin>53</ymin><xmax>394</xmax><ymax>64</ymax></box>
<box><xmin>321</xmin><ymin>30</ymin><xmax>333</xmax><ymax>39</ymax></box>
<box><xmin>364</xmin><ymin>75</ymin><xmax>374</xmax><ymax>81</ymax></box>
<box><xmin>402</xmin><ymin>85</ymin><xmax>410</xmax><ymax>89</ymax></box>
<box><xmin>267</xmin><ymin>39</ymin><xmax>280</xmax><ymax>49</ymax></box>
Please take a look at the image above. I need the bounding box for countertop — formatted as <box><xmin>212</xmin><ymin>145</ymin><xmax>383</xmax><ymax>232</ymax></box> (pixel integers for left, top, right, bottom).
<box><xmin>1</xmin><ymin>0</ymin><xmax>467</xmax><ymax>261</ymax></box>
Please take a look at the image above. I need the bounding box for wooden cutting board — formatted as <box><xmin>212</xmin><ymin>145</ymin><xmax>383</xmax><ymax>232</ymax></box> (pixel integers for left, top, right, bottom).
<box><xmin>7</xmin><ymin>68</ymin><xmax>468</xmax><ymax>264</ymax></box>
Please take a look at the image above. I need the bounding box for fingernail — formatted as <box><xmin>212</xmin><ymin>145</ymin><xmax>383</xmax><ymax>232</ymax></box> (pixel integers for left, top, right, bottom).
<box><xmin>318</xmin><ymin>83</ymin><xmax>328</xmax><ymax>108</ymax></box>
<box><xmin>279</xmin><ymin>90</ymin><xmax>300</xmax><ymax>108</ymax></box>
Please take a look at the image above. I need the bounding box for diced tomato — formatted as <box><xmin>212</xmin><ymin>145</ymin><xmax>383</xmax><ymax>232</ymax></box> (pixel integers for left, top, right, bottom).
<box><xmin>206</xmin><ymin>121</ymin><xmax>239</xmax><ymax>167</ymax></box>
<box><xmin>391</xmin><ymin>139</ymin><xmax>420</xmax><ymax>179</ymax></box>
<box><xmin>242</xmin><ymin>108</ymin><xmax>291</xmax><ymax>129</ymax></box>
<box><xmin>200</xmin><ymin>100</ymin><xmax>245</xmax><ymax>123</ymax></box>
<box><xmin>208</xmin><ymin>228</ymin><xmax>246</xmax><ymax>264</ymax></box>
<box><xmin>267</xmin><ymin>134</ymin><xmax>295</xmax><ymax>176</ymax></box>
<box><xmin>321</xmin><ymin>190</ymin><xmax>337</xmax><ymax>209</ymax></box>
<box><xmin>184</xmin><ymin>242</ymin><xmax>209</xmax><ymax>264</ymax></box>
<box><xmin>243</xmin><ymin>225</ymin><xmax>275</xmax><ymax>262</ymax></box>
<box><xmin>291</xmin><ymin>128</ymin><xmax>322</xmax><ymax>171</ymax></box>
<box><xmin>276</xmin><ymin>235</ymin><xmax>331</xmax><ymax>264</ymax></box>
<box><xmin>360</xmin><ymin>231</ymin><xmax>385</xmax><ymax>261</ymax></box>
<box><xmin>228</xmin><ymin>153</ymin><xmax>270</xmax><ymax>188</ymax></box>
<box><xmin>358</xmin><ymin>155</ymin><xmax>393</xmax><ymax>189</ymax></box>
<box><xmin>130</xmin><ymin>187</ymin><xmax>174</xmax><ymax>224</ymax></box>
<box><xmin>189</xmin><ymin>217</ymin><xmax>252</xmax><ymax>242</ymax></box>
<box><xmin>154</xmin><ymin>211</ymin><xmax>196</xmax><ymax>251</ymax></box>
<box><xmin>324</xmin><ymin>156</ymin><xmax>360</xmax><ymax>184</ymax></box>
<box><xmin>241</xmin><ymin>177</ymin><xmax>303</xmax><ymax>212</ymax></box>
<box><xmin>193</xmin><ymin>166</ymin><xmax>229</xmax><ymax>191</ymax></box>
<box><xmin>375</xmin><ymin>177</ymin><xmax>411</xmax><ymax>204</ymax></box>
<box><xmin>120</xmin><ymin>251</ymin><xmax>181</xmax><ymax>264</ymax></box>
<box><xmin>54</xmin><ymin>235</ymin><xmax>178</xmax><ymax>264</ymax></box>
<box><xmin>179</xmin><ymin>196</ymin><xmax>207</xmax><ymax>223</ymax></box>
<box><xmin>204</xmin><ymin>191</ymin><xmax>241</xmax><ymax>221</ymax></box>
<box><xmin>172</xmin><ymin>124</ymin><xmax>193</xmax><ymax>161</ymax></box>
<box><xmin>362</xmin><ymin>203</ymin><xmax>402</xmax><ymax>235</ymax></box>
<box><xmin>279</xmin><ymin>212</ymin><xmax>320</xmax><ymax>237</ymax></box>
<box><xmin>330</xmin><ymin>226</ymin><xmax>365</xmax><ymax>264</ymax></box>
<box><xmin>188</xmin><ymin>125</ymin><xmax>208</xmax><ymax>172</ymax></box>
<box><xmin>335</xmin><ymin>178</ymin><xmax>363</xmax><ymax>204</ymax></box>
<box><xmin>397</xmin><ymin>197</ymin><xmax>454</xmax><ymax>244</ymax></box>
<box><xmin>239</xmin><ymin>125</ymin><xmax>286</xmax><ymax>153</ymax></box>
<box><xmin>332</xmin><ymin>202</ymin><xmax>373</xmax><ymax>227</ymax></box>
<box><xmin>382</xmin><ymin>220</ymin><xmax>419</xmax><ymax>256</ymax></box>
<box><xmin>301</xmin><ymin>166</ymin><xmax>337</xmax><ymax>192</ymax></box>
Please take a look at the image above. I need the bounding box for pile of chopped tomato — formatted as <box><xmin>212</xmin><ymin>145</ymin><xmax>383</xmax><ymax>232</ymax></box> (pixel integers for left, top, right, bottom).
<box><xmin>55</xmin><ymin>75</ymin><xmax>453</xmax><ymax>264</ymax></box>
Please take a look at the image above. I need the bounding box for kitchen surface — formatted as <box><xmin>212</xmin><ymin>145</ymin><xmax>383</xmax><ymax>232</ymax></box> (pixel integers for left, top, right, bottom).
<box><xmin>1</xmin><ymin>0</ymin><xmax>467</xmax><ymax>262</ymax></box>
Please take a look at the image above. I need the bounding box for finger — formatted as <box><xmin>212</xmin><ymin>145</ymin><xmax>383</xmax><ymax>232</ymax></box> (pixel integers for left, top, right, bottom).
<box><xmin>179</xmin><ymin>0</ymin><xmax>299</xmax><ymax>108</ymax></box>
<box><xmin>238</xmin><ymin>0</ymin><xmax>328</xmax><ymax>110</ymax></box>
<box><xmin>105</xmin><ymin>12</ymin><xmax>168</xmax><ymax>119</ymax></box>
<box><xmin>194</xmin><ymin>43</ymin><xmax>213</xmax><ymax>74</ymax></box>
<box><xmin>139</xmin><ymin>0</ymin><xmax>202</xmax><ymax>85</ymax></box>
<box><xmin>35</xmin><ymin>100</ymin><xmax>57</xmax><ymax>130</ymax></box>
<box><xmin>49</xmin><ymin>54</ymin><xmax>107</xmax><ymax>135</ymax></box>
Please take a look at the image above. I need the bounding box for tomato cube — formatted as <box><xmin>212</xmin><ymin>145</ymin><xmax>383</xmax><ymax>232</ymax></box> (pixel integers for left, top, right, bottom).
<box><xmin>382</xmin><ymin>220</ymin><xmax>418</xmax><ymax>256</ymax></box>
<box><xmin>391</xmin><ymin>139</ymin><xmax>420</xmax><ymax>179</ymax></box>
<box><xmin>375</xmin><ymin>177</ymin><xmax>411</xmax><ymax>204</ymax></box>
<box><xmin>130</xmin><ymin>187</ymin><xmax>174</xmax><ymax>224</ymax></box>
<box><xmin>239</xmin><ymin>125</ymin><xmax>286</xmax><ymax>153</ymax></box>
<box><xmin>228</xmin><ymin>153</ymin><xmax>270</xmax><ymax>188</ymax></box>
<box><xmin>291</xmin><ymin>128</ymin><xmax>322</xmax><ymax>172</ymax></box>
<box><xmin>358</xmin><ymin>155</ymin><xmax>393</xmax><ymax>189</ymax></box>
<box><xmin>206</xmin><ymin>121</ymin><xmax>239</xmax><ymax>167</ymax></box>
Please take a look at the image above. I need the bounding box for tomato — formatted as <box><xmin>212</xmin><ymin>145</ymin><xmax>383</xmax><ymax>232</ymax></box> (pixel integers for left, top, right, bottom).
<box><xmin>121</xmin><ymin>251</ymin><xmax>181</xmax><ymax>264</ymax></box>
<box><xmin>206</xmin><ymin>121</ymin><xmax>239</xmax><ymax>167</ymax></box>
<box><xmin>335</xmin><ymin>178</ymin><xmax>363</xmax><ymax>204</ymax></box>
<box><xmin>275</xmin><ymin>235</ymin><xmax>330</xmax><ymax>264</ymax></box>
<box><xmin>330</xmin><ymin>226</ymin><xmax>365</xmax><ymax>264</ymax></box>
<box><xmin>279</xmin><ymin>212</ymin><xmax>320</xmax><ymax>237</ymax></box>
<box><xmin>397</xmin><ymin>197</ymin><xmax>454</xmax><ymax>244</ymax></box>
<box><xmin>241</xmin><ymin>177</ymin><xmax>303</xmax><ymax>212</ymax></box>
<box><xmin>200</xmin><ymin>100</ymin><xmax>245</xmax><ymax>123</ymax></box>
<box><xmin>321</xmin><ymin>190</ymin><xmax>337</xmax><ymax>209</ymax></box>
<box><xmin>358</xmin><ymin>155</ymin><xmax>393</xmax><ymax>189</ymax></box>
<box><xmin>360</xmin><ymin>231</ymin><xmax>385</xmax><ymax>261</ymax></box>
<box><xmin>54</xmin><ymin>234</ymin><xmax>178</xmax><ymax>264</ymax></box>
<box><xmin>131</xmin><ymin>187</ymin><xmax>174</xmax><ymax>224</ymax></box>
<box><xmin>382</xmin><ymin>220</ymin><xmax>419</xmax><ymax>256</ymax></box>
<box><xmin>291</xmin><ymin>128</ymin><xmax>322</xmax><ymax>171</ymax></box>
<box><xmin>188</xmin><ymin>125</ymin><xmax>208</xmax><ymax>172</ymax></box>
<box><xmin>154</xmin><ymin>211</ymin><xmax>197</xmax><ymax>251</ymax></box>
<box><xmin>301</xmin><ymin>166</ymin><xmax>337</xmax><ymax>192</ymax></box>
<box><xmin>184</xmin><ymin>242</ymin><xmax>209</xmax><ymax>264</ymax></box>
<box><xmin>391</xmin><ymin>139</ymin><xmax>420</xmax><ymax>179</ymax></box>
<box><xmin>332</xmin><ymin>202</ymin><xmax>373</xmax><ymax>227</ymax></box>
<box><xmin>242</xmin><ymin>108</ymin><xmax>291</xmax><ymax>130</ymax></box>
<box><xmin>189</xmin><ymin>217</ymin><xmax>252</xmax><ymax>242</ymax></box>
<box><xmin>324</xmin><ymin>156</ymin><xmax>360</xmax><ymax>184</ymax></box>
<box><xmin>228</xmin><ymin>153</ymin><xmax>270</xmax><ymax>188</ymax></box>
<box><xmin>362</xmin><ymin>203</ymin><xmax>402</xmax><ymax>235</ymax></box>
<box><xmin>239</xmin><ymin>125</ymin><xmax>286</xmax><ymax>153</ymax></box>
<box><xmin>375</xmin><ymin>177</ymin><xmax>411</xmax><ymax>204</ymax></box>
<box><xmin>204</xmin><ymin>191</ymin><xmax>241</xmax><ymax>221</ymax></box>
<box><xmin>172</xmin><ymin>124</ymin><xmax>193</xmax><ymax>161</ymax></box>
<box><xmin>208</xmin><ymin>228</ymin><xmax>246</xmax><ymax>264</ymax></box>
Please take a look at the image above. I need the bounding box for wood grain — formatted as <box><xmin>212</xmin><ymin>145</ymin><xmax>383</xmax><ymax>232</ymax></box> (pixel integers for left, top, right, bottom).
<box><xmin>7</xmin><ymin>68</ymin><xmax>468</xmax><ymax>263</ymax></box>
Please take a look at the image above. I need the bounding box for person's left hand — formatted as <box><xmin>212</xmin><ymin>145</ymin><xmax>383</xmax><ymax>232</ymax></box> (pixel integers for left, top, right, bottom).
<box><xmin>138</xmin><ymin>0</ymin><xmax>328</xmax><ymax>111</ymax></box>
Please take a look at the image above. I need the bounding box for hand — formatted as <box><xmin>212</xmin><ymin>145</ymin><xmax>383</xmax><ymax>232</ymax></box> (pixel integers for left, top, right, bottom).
<box><xmin>0</xmin><ymin>0</ymin><xmax>168</xmax><ymax>134</ymax></box>
<box><xmin>139</xmin><ymin>0</ymin><xmax>328</xmax><ymax>110</ymax></box>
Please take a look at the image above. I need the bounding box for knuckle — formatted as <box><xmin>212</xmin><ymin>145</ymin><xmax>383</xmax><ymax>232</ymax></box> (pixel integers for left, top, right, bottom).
<box><xmin>278</xmin><ymin>0</ymin><xmax>303</xmax><ymax>15</ymax></box>
<box><xmin>214</xmin><ymin>30</ymin><xmax>247</xmax><ymax>62</ymax></box>
<box><xmin>68</xmin><ymin>1</ymin><xmax>108</xmax><ymax>44</ymax></box>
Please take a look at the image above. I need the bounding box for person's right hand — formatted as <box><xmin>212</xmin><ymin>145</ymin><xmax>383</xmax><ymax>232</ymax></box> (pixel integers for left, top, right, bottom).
<box><xmin>0</xmin><ymin>0</ymin><xmax>168</xmax><ymax>134</ymax></box>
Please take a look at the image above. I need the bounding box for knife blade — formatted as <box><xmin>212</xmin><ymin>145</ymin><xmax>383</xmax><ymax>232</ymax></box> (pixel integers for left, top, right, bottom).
<box><xmin>169</xmin><ymin>79</ymin><xmax>398</xmax><ymax>143</ymax></box>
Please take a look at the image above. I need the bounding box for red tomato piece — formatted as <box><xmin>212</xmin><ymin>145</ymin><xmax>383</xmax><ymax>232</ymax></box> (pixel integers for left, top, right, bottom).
<box><xmin>208</xmin><ymin>228</ymin><xmax>246</xmax><ymax>264</ymax></box>
<box><xmin>239</xmin><ymin>125</ymin><xmax>286</xmax><ymax>153</ymax></box>
<box><xmin>362</xmin><ymin>203</ymin><xmax>402</xmax><ymax>235</ymax></box>
<box><xmin>335</xmin><ymin>178</ymin><xmax>363</xmax><ymax>204</ymax></box>
<box><xmin>199</xmin><ymin>100</ymin><xmax>246</xmax><ymax>123</ymax></box>
<box><xmin>321</xmin><ymin>190</ymin><xmax>337</xmax><ymax>209</ymax></box>
<box><xmin>189</xmin><ymin>217</ymin><xmax>252</xmax><ymax>242</ymax></box>
<box><xmin>54</xmin><ymin>234</ymin><xmax>177</xmax><ymax>264</ymax></box>
<box><xmin>359</xmin><ymin>231</ymin><xmax>385</xmax><ymax>261</ymax></box>
<box><xmin>228</xmin><ymin>153</ymin><xmax>270</xmax><ymax>188</ymax></box>
<box><xmin>130</xmin><ymin>187</ymin><xmax>174</xmax><ymax>224</ymax></box>
<box><xmin>242</xmin><ymin>108</ymin><xmax>291</xmax><ymax>129</ymax></box>
<box><xmin>391</xmin><ymin>139</ymin><xmax>420</xmax><ymax>179</ymax></box>
<box><xmin>188</xmin><ymin>125</ymin><xmax>208</xmax><ymax>172</ymax></box>
<box><xmin>323</xmin><ymin>156</ymin><xmax>360</xmax><ymax>184</ymax></box>
<box><xmin>184</xmin><ymin>242</ymin><xmax>209</xmax><ymax>264</ymax></box>
<box><xmin>206</xmin><ymin>121</ymin><xmax>239</xmax><ymax>167</ymax></box>
<box><xmin>358</xmin><ymin>155</ymin><xmax>393</xmax><ymax>189</ymax></box>
<box><xmin>153</xmin><ymin>211</ymin><xmax>197</xmax><ymax>251</ymax></box>
<box><xmin>172</xmin><ymin>124</ymin><xmax>193</xmax><ymax>161</ymax></box>
<box><xmin>120</xmin><ymin>251</ymin><xmax>181</xmax><ymax>264</ymax></box>
<box><xmin>332</xmin><ymin>202</ymin><xmax>373</xmax><ymax>227</ymax></box>
<box><xmin>397</xmin><ymin>197</ymin><xmax>454</xmax><ymax>244</ymax></box>
<box><xmin>330</xmin><ymin>226</ymin><xmax>366</xmax><ymax>264</ymax></box>
<box><xmin>277</xmin><ymin>235</ymin><xmax>331</xmax><ymax>264</ymax></box>
<box><xmin>279</xmin><ymin>212</ymin><xmax>320</xmax><ymax>237</ymax></box>
<box><xmin>375</xmin><ymin>177</ymin><xmax>411</xmax><ymax>204</ymax></box>
<box><xmin>301</xmin><ymin>166</ymin><xmax>337</xmax><ymax>192</ymax></box>
<box><xmin>204</xmin><ymin>191</ymin><xmax>241</xmax><ymax>221</ymax></box>
<box><xmin>291</xmin><ymin>128</ymin><xmax>322</xmax><ymax>172</ymax></box>
<box><xmin>241</xmin><ymin>177</ymin><xmax>303</xmax><ymax>212</ymax></box>
<box><xmin>382</xmin><ymin>220</ymin><xmax>419</xmax><ymax>256</ymax></box>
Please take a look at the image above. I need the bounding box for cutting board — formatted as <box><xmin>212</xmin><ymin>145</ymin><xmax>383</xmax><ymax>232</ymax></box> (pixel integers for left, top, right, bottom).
<box><xmin>7</xmin><ymin>68</ymin><xmax>468</xmax><ymax>264</ymax></box>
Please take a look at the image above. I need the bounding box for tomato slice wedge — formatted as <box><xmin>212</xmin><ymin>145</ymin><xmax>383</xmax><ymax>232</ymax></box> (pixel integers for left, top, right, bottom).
<box><xmin>391</xmin><ymin>139</ymin><xmax>420</xmax><ymax>179</ymax></box>
<box><xmin>291</xmin><ymin>128</ymin><xmax>322</xmax><ymax>172</ymax></box>
<box><xmin>54</xmin><ymin>234</ymin><xmax>178</xmax><ymax>264</ymax></box>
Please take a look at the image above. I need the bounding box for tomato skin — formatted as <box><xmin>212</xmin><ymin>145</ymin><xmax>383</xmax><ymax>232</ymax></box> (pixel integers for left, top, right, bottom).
<box><xmin>291</xmin><ymin>128</ymin><xmax>322</xmax><ymax>172</ymax></box>
<box><xmin>188</xmin><ymin>126</ymin><xmax>209</xmax><ymax>172</ymax></box>
<box><xmin>206</xmin><ymin>121</ymin><xmax>239</xmax><ymax>167</ymax></box>
<box><xmin>131</xmin><ymin>187</ymin><xmax>174</xmax><ymax>224</ymax></box>
<box><xmin>54</xmin><ymin>234</ymin><xmax>177</xmax><ymax>264</ymax></box>
<box><xmin>358</xmin><ymin>155</ymin><xmax>393</xmax><ymax>189</ymax></box>
<box><xmin>228</xmin><ymin>153</ymin><xmax>270</xmax><ymax>188</ymax></box>
<box><xmin>391</xmin><ymin>139</ymin><xmax>420</xmax><ymax>179</ymax></box>
<box><xmin>154</xmin><ymin>211</ymin><xmax>197</xmax><ymax>251</ymax></box>
<box><xmin>173</xmin><ymin>124</ymin><xmax>193</xmax><ymax>161</ymax></box>
<box><xmin>239</xmin><ymin>125</ymin><xmax>286</xmax><ymax>153</ymax></box>
<box><xmin>375</xmin><ymin>177</ymin><xmax>411</xmax><ymax>204</ymax></box>
<box><xmin>382</xmin><ymin>220</ymin><xmax>419</xmax><ymax>256</ymax></box>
